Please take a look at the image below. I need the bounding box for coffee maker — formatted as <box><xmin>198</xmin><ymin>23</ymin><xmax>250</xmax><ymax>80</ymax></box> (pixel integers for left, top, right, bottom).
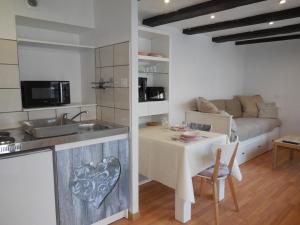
<box><xmin>138</xmin><ymin>77</ymin><xmax>147</xmax><ymax>102</ymax></box>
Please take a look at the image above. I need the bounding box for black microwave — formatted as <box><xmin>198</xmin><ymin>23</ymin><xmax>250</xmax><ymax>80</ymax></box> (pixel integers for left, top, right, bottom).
<box><xmin>146</xmin><ymin>87</ymin><xmax>165</xmax><ymax>101</ymax></box>
<box><xmin>21</xmin><ymin>81</ymin><xmax>70</xmax><ymax>108</ymax></box>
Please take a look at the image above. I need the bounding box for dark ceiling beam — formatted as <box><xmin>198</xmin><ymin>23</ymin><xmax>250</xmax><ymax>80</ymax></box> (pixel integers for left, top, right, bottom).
<box><xmin>143</xmin><ymin>0</ymin><xmax>267</xmax><ymax>27</ymax></box>
<box><xmin>235</xmin><ymin>34</ymin><xmax>300</xmax><ymax>45</ymax></box>
<box><xmin>183</xmin><ymin>7</ymin><xmax>300</xmax><ymax>35</ymax></box>
<box><xmin>212</xmin><ymin>23</ymin><xmax>300</xmax><ymax>43</ymax></box>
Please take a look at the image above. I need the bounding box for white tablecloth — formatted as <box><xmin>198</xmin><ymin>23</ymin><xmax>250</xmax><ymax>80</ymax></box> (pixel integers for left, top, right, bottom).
<box><xmin>139</xmin><ymin>126</ymin><xmax>232</xmax><ymax>203</ymax></box>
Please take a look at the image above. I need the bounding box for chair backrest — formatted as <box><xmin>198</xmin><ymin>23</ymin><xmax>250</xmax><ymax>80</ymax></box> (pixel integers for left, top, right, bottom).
<box><xmin>188</xmin><ymin>122</ymin><xmax>212</xmax><ymax>132</ymax></box>
<box><xmin>211</xmin><ymin>142</ymin><xmax>240</xmax><ymax>181</ymax></box>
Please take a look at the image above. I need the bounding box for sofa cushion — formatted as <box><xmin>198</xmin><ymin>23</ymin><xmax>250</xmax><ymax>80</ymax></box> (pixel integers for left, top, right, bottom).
<box><xmin>258</xmin><ymin>102</ymin><xmax>278</xmax><ymax>119</ymax></box>
<box><xmin>225</xmin><ymin>98</ymin><xmax>242</xmax><ymax>118</ymax></box>
<box><xmin>196</xmin><ymin>97</ymin><xmax>219</xmax><ymax>113</ymax></box>
<box><xmin>211</xmin><ymin>100</ymin><xmax>226</xmax><ymax>111</ymax></box>
<box><xmin>237</xmin><ymin>96</ymin><xmax>259</xmax><ymax>117</ymax></box>
<box><xmin>235</xmin><ymin>118</ymin><xmax>281</xmax><ymax>141</ymax></box>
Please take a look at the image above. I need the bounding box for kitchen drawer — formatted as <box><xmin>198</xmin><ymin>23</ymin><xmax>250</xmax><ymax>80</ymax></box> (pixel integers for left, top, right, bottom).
<box><xmin>0</xmin><ymin>39</ymin><xmax>18</xmax><ymax>64</ymax></box>
<box><xmin>138</xmin><ymin>102</ymin><xmax>148</xmax><ymax>117</ymax></box>
<box><xmin>0</xmin><ymin>64</ymin><xmax>19</xmax><ymax>88</ymax></box>
<box><xmin>148</xmin><ymin>101</ymin><xmax>169</xmax><ymax>115</ymax></box>
<box><xmin>0</xmin><ymin>89</ymin><xmax>22</xmax><ymax>112</ymax></box>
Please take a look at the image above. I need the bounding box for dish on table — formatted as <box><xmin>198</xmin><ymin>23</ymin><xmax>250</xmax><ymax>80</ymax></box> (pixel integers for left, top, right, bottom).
<box><xmin>180</xmin><ymin>131</ymin><xmax>198</xmax><ymax>139</ymax></box>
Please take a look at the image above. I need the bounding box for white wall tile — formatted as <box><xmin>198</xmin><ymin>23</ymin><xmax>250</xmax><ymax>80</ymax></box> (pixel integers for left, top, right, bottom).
<box><xmin>114</xmin><ymin>109</ymin><xmax>129</xmax><ymax>126</ymax></box>
<box><xmin>56</xmin><ymin>107</ymin><xmax>81</xmax><ymax>122</ymax></box>
<box><xmin>28</xmin><ymin>110</ymin><xmax>56</xmax><ymax>120</ymax></box>
<box><xmin>100</xmin><ymin>46</ymin><xmax>113</xmax><ymax>67</ymax></box>
<box><xmin>0</xmin><ymin>65</ymin><xmax>20</xmax><ymax>88</ymax></box>
<box><xmin>80</xmin><ymin>106</ymin><xmax>97</xmax><ymax>121</ymax></box>
<box><xmin>114</xmin><ymin>66</ymin><xmax>129</xmax><ymax>88</ymax></box>
<box><xmin>114</xmin><ymin>88</ymin><xmax>129</xmax><ymax>110</ymax></box>
<box><xmin>96</xmin><ymin>106</ymin><xmax>101</xmax><ymax>120</ymax></box>
<box><xmin>100</xmin><ymin>67</ymin><xmax>114</xmax><ymax>83</ymax></box>
<box><xmin>96</xmin><ymin>89</ymin><xmax>114</xmax><ymax>107</ymax></box>
<box><xmin>0</xmin><ymin>39</ymin><xmax>18</xmax><ymax>64</ymax></box>
<box><xmin>100</xmin><ymin>107</ymin><xmax>115</xmax><ymax>123</ymax></box>
<box><xmin>0</xmin><ymin>112</ymin><xmax>28</xmax><ymax>129</ymax></box>
<box><xmin>95</xmin><ymin>68</ymin><xmax>101</xmax><ymax>82</ymax></box>
<box><xmin>114</xmin><ymin>42</ymin><xmax>129</xmax><ymax>66</ymax></box>
<box><xmin>0</xmin><ymin>89</ymin><xmax>22</xmax><ymax>112</ymax></box>
<box><xmin>95</xmin><ymin>48</ymin><xmax>101</xmax><ymax>68</ymax></box>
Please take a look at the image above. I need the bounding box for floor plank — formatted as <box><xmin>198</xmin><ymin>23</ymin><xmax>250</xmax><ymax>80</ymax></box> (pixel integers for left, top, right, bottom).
<box><xmin>113</xmin><ymin>151</ymin><xmax>300</xmax><ymax>225</ymax></box>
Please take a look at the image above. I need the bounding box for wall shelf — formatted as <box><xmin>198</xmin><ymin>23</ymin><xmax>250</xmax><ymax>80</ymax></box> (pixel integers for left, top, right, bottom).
<box><xmin>138</xmin><ymin>55</ymin><xmax>170</xmax><ymax>62</ymax></box>
<box><xmin>17</xmin><ymin>38</ymin><xmax>95</xmax><ymax>49</ymax></box>
<box><xmin>23</xmin><ymin>103</ymin><xmax>97</xmax><ymax>112</ymax></box>
<box><xmin>138</xmin><ymin>71</ymin><xmax>168</xmax><ymax>75</ymax></box>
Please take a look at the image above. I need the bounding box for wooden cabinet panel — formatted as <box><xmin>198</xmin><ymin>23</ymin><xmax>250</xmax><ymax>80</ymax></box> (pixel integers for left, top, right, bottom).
<box><xmin>0</xmin><ymin>89</ymin><xmax>22</xmax><ymax>112</ymax></box>
<box><xmin>56</xmin><ymin>139</ymin><xmax>129</xmax><ymax>225</ymax></box>
<box><xmin>0</xmin><ymin>64</ymin><xmax>19</xmax><ymax>88</ymax></box>
<box><xmin>0</xmin><ymin>39</ymin><xmax>18</xmax><ymax>64</ymax></box>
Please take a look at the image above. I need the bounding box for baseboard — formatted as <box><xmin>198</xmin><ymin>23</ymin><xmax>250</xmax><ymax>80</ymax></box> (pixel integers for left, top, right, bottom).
<box><xmin>128</xmin><ymin>212</ymin><xmax>140</xmax><ymax>221</ymax></box>
<box><xmin>92</xmin><ymin>210</ymin><xmax>128</xmax><ymax>225</ymax></box>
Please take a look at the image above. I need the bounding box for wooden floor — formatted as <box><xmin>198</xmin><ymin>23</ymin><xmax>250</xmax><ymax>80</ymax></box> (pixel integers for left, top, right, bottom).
<box><xmin>114</xmin><ymin>151</ymin><xmax>300</xmax><ymax>225</ymax></box>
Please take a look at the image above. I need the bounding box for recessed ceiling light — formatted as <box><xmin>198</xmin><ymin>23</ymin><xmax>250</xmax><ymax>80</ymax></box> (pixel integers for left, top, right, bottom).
<box><xmin>269</xmin><ymin>21</ymin><xmax>275</xmax><ymax>25</ymax></box>
<box><xmin>164</xmin><ymin>0</ymin><xmax>170</xmax><ymax>4</ymax></box>
<box><xmin>210</xmin><ymin>15</ymin><xmax>216</xmax><ymax>19</ymax></box>
<box><xmin>279</xmin><ymin>0</ymin><xmax>286</xmax><ymax>4</ymax></box>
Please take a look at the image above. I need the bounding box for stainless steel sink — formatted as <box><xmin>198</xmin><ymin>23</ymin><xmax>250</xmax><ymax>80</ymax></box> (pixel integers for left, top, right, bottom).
<box><xmin>22</xmin><ymin>118</ymin><xmax>79</xmax><ymax>138</ymax></box>
<box><xmin>78</xmin><ymin>122</ymin><xmax>112</xmax><ymax>131</ymax></box>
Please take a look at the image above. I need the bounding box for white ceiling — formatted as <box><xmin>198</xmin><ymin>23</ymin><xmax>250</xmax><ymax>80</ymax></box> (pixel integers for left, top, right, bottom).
<box><xmin>139</xmin><ymin>0</ymin><xmax>300</xmax><ymax>38</ymax></box>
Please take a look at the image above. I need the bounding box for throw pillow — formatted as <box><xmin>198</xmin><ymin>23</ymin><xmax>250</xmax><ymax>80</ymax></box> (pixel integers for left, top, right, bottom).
<box><xmin>225</xmin><ymin>98</ymin><xmax>242</xmax><ymax>118</ymax></box>
<box><xmin>196</xmin><ymin>97</ymin><xmax>219</xmax><ymax>113</ymax></box>
<box><xmin>211</xmin><ymin>100</ymin><xmax>226</xmax><ymax>111</ymax></box>
<box><xmin>258</xmin><ymin>102</ymin><xmax>279</xmax><ymax>119</ymax></box>
<box><xmin>237</xmin><ymin>96</ymin><xmax>259</xmax><ymax>117</ymax></box>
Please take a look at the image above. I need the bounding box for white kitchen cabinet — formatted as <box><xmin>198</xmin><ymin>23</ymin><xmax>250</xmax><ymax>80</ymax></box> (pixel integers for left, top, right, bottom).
<box><xmin>0</xmin><ymin>150</ymin><xmax>57</xmax><ymax>225</ymax></box>
<box><xmin>148</xmin><ymin>101</ymin><xmax>169</xmax><ymax>115</ymax></box>
<box><xmin>138</xmin><ymin>102</ymin><xmax>149</xmax><ymax>117</ymax></box>
<box><xmin>138</xmin><ymin>101</ymin><xmax>169</xmax><ymax>117</ymax></box>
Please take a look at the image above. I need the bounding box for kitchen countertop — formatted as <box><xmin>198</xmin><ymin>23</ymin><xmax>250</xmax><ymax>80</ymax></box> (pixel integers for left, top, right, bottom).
<box><xmin>0</xmin><ymin>120</ymin><xmax>129</xmax><ymax>157</ymax></box>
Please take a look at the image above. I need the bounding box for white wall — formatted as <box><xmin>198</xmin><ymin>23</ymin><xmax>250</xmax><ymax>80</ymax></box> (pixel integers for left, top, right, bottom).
<box><xmin>18</xmin><ymin>45</ymin><xmax>83</xmax><ymax>103</ymax></box>
<box><xmin>165</xmin><ymin>27</ymin><xmax>245</xmax><ymax>124</ymax></box>
<box><xmin>242</xmin><ymin>39</ymin><xmax>300</xmax><ymax>135</ymax></box>
<box><xmin>0</xmin><ymin>0</ymin><xmax>94</xmax><ymax>40</ymax></box>
<box><xmin>92</xmin><ymin>0</ymin><xmax>131</xmax><ymax>47</ymax></box>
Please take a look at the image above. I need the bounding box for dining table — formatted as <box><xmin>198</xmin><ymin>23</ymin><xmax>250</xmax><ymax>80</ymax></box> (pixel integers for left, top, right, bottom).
<box><xmin>139</xmin><ymin>126</ymin><xmax>241</xmax><ymax>223</ymax></box>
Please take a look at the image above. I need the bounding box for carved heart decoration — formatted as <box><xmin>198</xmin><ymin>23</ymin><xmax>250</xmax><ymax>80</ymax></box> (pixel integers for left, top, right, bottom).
<box><xmin>70</xmin><ymin>156</ymin><xmax>121</xmax><ymax>209</ymax></box>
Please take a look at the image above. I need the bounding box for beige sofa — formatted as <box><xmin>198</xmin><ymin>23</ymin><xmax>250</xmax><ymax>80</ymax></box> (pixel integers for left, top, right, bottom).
<box><xmin>186</xmin><ymin>96</ymin><xmax>281</xmax><ymax>164</ymax></box>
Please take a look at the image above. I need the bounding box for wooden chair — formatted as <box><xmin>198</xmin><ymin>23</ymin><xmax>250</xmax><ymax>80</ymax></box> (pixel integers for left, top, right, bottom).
<box><xmin>195</xmin><ymin>142</ymin><xmax>239</xmax><ymax>225</ymax></box>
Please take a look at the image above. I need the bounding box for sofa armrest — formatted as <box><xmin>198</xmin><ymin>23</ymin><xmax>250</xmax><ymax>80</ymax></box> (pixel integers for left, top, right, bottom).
<box><xmin>185</xmin><ymin>111</ymin><xmax>232</xmax><ymax>137</ymax></box>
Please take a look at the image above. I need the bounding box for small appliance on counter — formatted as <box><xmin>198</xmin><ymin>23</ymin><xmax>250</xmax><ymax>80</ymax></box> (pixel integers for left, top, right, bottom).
<box><xmin>138</xmin><ymin>77</ymin><xmax>147</xmax><ymax>102</ymax></box>
<box><xmin>21</xmin><ymin>81</ymin><xmax>71</xmax><ymax>108</ymax></box>
<box><xmin>0</xmin><ymin>131</ymin><xmax>21</xmax><ymax>155</ymax></box>
<box><xmin>146</xmin><ymin>87</ymin><xmax>166</xmax><ymax>101</ymax></box>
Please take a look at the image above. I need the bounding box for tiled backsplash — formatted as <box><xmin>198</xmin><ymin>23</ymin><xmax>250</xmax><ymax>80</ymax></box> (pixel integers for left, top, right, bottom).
<box><xmin>0</xmin><ymin>39</ymin><xmax>130</xmax><ymax>130</ymax></box>
<box><xmin>0</xmin><ymin>105</ymin><xmax>97</xmax><ymax>130</ymax></box>
<box><xmin>95</xmin><ymin>42</ymin><xmax>130</xmax><ymax>126</ymax></box>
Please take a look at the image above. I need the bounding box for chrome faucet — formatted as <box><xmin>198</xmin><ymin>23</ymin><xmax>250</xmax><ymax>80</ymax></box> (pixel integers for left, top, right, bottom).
<box><xmin>60</xmin><ymin>113</ymin><xmax>69</xmax><ymax>125</ymax></box>
<box><xmin>70</xmin><ymin>111</ymin><xmax>88</xmax><ymax>121</ymax></box>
